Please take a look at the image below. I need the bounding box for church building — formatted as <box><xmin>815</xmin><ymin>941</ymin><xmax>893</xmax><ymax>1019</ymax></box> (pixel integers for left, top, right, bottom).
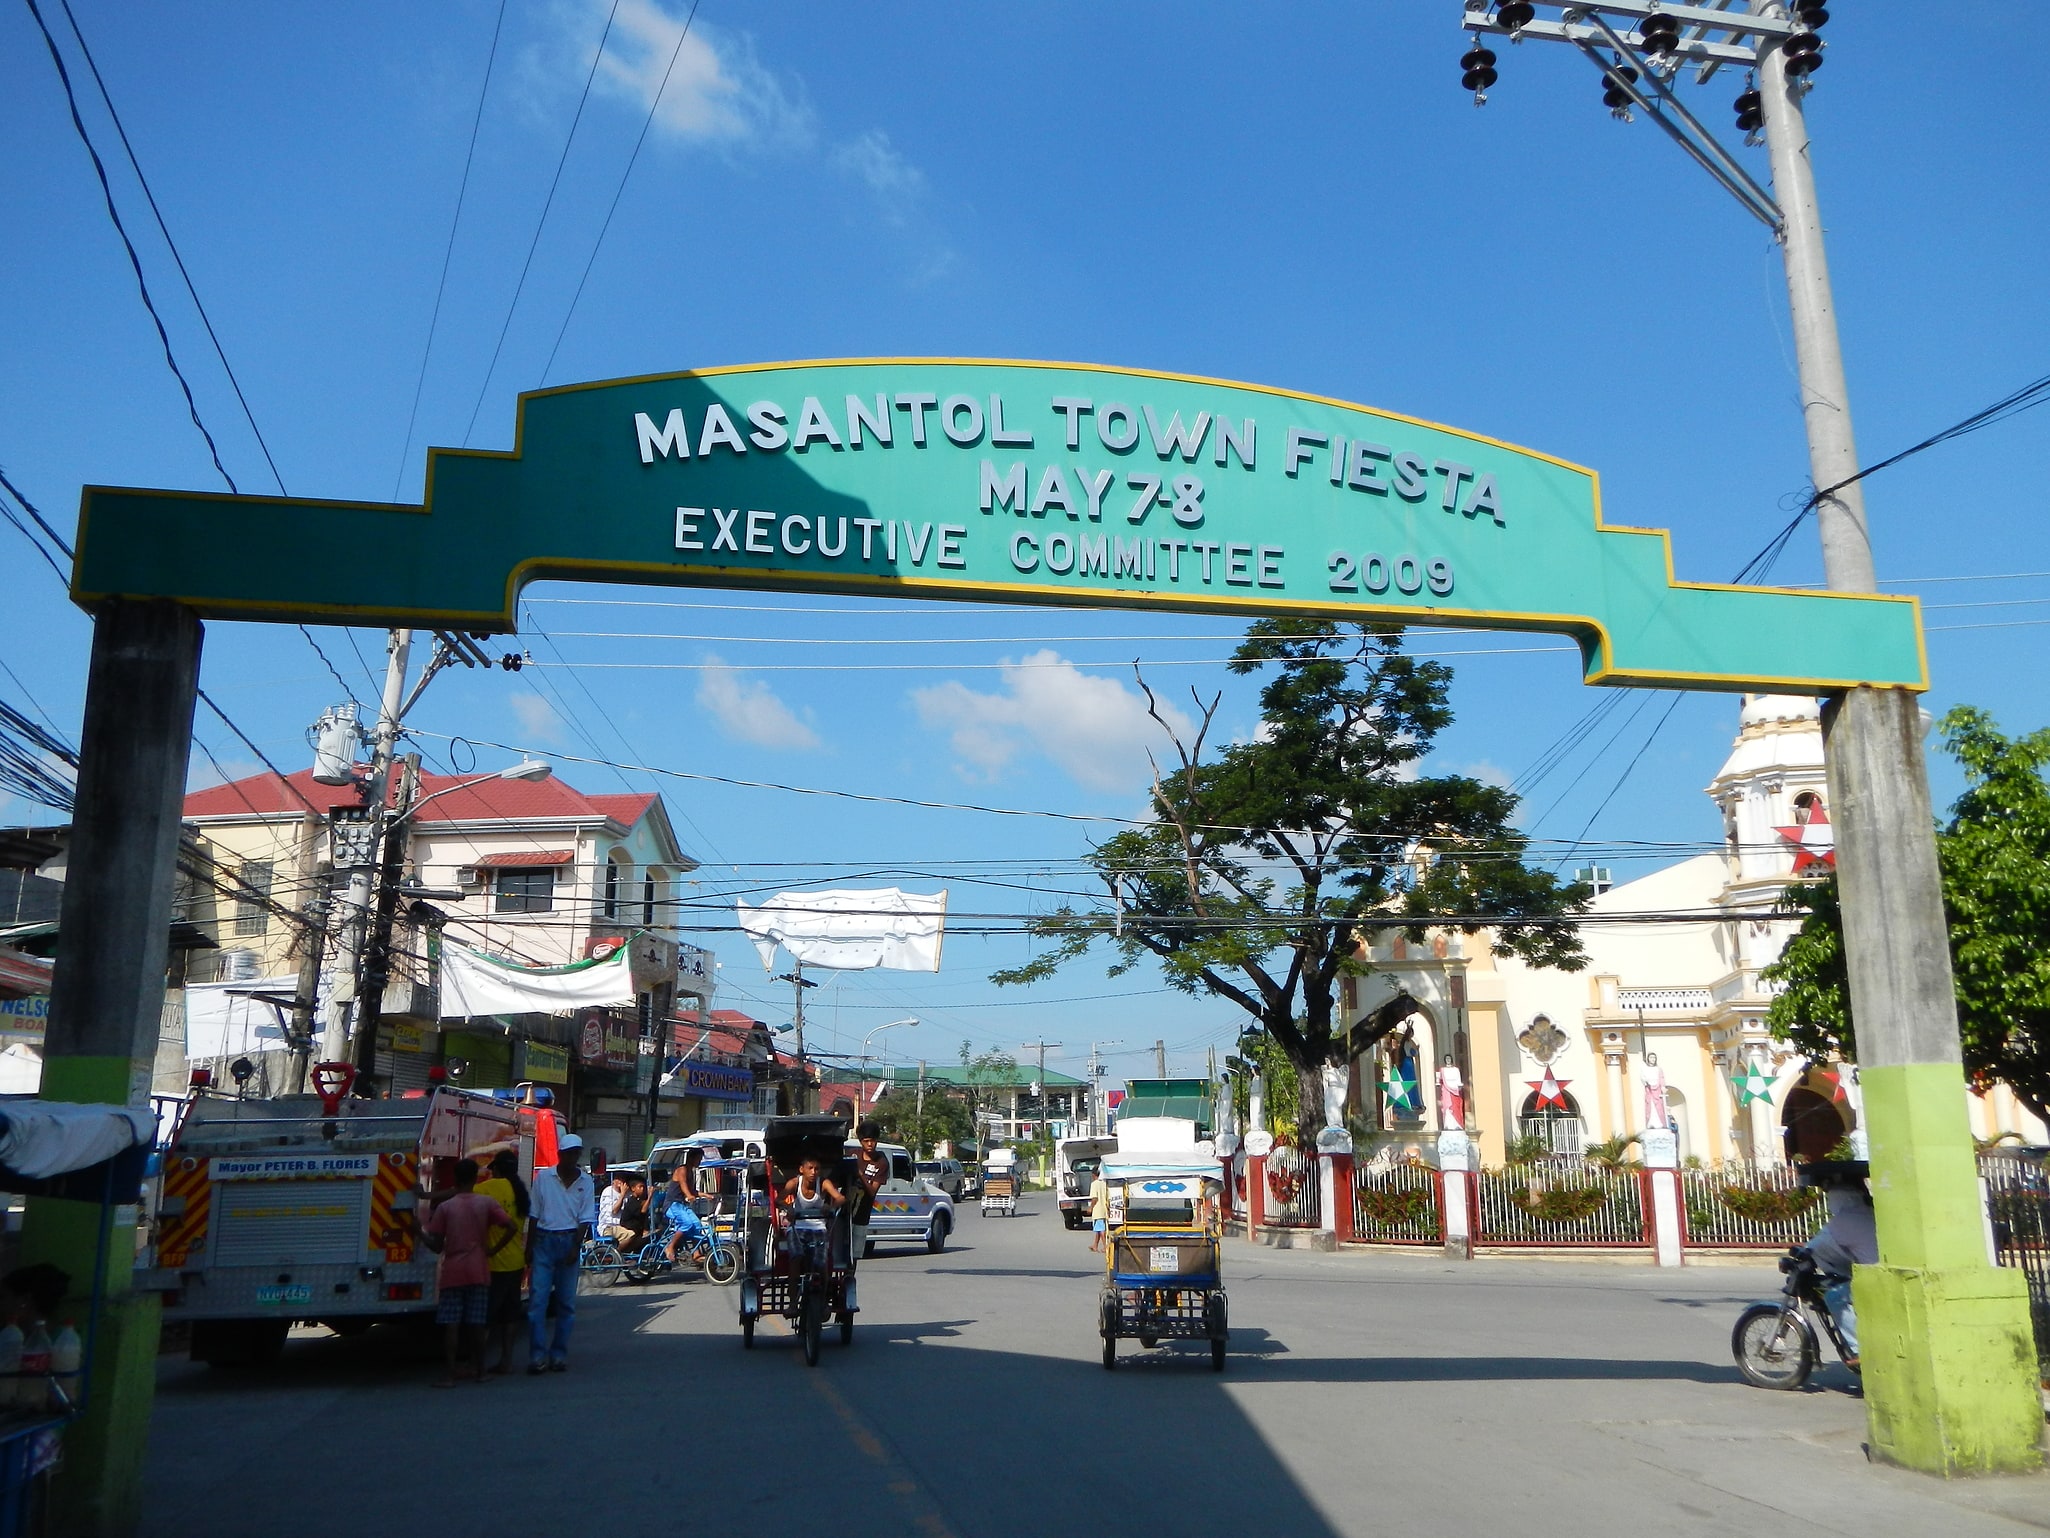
<box><xmin>1345</xmin><ymin>695</ymin><xmax>2048</xmax><ymax>1167</ymax></box>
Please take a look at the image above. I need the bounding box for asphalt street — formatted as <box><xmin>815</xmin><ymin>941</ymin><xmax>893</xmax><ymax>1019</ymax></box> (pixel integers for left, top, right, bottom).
<box><xmin>140</xmin><ymin>1196</ymin><xmax>2049</xmax><ymax>1537</ymax></box>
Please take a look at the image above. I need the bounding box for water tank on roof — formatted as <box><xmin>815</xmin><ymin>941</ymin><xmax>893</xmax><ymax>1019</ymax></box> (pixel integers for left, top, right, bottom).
<box><xmin>308</xmin><ymin>703</ymin><xmax>362</xmax><ymax>786</ymax></box>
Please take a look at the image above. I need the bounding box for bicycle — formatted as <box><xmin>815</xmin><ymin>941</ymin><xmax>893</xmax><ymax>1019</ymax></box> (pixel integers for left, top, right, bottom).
<box><xmin>579</xmin><ymin>1232</ymin><xmax>644</xmax><ymax>1287</ymax></box>
<box><xmin>624</xmin><ymin>1219</ymin><xmax>740</xmax><ymax>1286</ymax></box>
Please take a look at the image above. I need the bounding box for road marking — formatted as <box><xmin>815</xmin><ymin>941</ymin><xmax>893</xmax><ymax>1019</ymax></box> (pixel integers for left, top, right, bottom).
<box><xmin>804</xmin><ymin>1363</ymin><xmax>961</xmax><ymax>1538</ymax></box>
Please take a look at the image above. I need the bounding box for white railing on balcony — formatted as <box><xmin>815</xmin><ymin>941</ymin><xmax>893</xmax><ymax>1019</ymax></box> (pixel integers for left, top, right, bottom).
<box><xmin>1612</xmin><ymin>987</ymin><xmax>1714</xmax><ymax>1014</ymax></box>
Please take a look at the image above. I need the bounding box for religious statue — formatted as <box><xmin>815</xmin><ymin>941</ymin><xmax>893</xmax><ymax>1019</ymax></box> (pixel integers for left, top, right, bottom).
<box><xmin>1642</xmin><ymin>1054</ymin><xmax>1670</xmax><ymax>1131</ymax></box>
<box><xmin>1437</xmin><ymin>1060</ymin><xmax>1466</xmax><ymax>1130</ymax></box>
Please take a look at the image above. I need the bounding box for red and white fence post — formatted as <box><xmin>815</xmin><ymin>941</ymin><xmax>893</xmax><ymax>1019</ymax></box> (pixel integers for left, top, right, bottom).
<box><xmin>1640</xmin><ymin>1126</ymin><xmax>1684</xmax><ymax>1267</ymax></box>
<box><xmin>1320</xmin><ymin>1129</ymin><xmax>1356</xmax><ymax>1246</ymax></box>
<box><xmin>1216</xmin><ymin>1134</ymin><xmax>1239</xmax><ymax>1224</ymax></box>
<box><xmin>1244</xmin><ymin>1131</ymin><xmax>1273</xmax><ymax>1236</ymax></box>
<box><xmin>1437</xmin><ymin>1130</ymin><xmax>1474</xmax><ymax>1260</ymax></box>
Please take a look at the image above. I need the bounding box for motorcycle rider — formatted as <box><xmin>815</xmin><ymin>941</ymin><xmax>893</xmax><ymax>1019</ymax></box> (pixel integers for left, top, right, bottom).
<box><xmin>1804</xmin><ymin>1172</ymin><xmax>1876</xmax><ymax>1365</ymax></box>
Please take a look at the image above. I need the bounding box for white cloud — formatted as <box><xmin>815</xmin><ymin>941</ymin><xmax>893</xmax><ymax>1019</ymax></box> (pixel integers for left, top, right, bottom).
<box><xmin>697</xmin><ymin>658</ymin><xmax>820</xmax><ymax>750</ymax></box>
<box><xmin>589</xmin><ymin>3</ymin><xmax>815</xmax><ymax>149</ymax></box>
<box><xmin>831</xmin><ymin>129</ymin><xmax>925</xmax><ymax>223</ymax></box>
<box><xmin>1460</xmin><ymin>759</ymin><xmax>1515</xmax><ymax>790</ymax></box>
<box><xmin>910</xmin><ymin>652</ymin><xmax>1192</xmax><ymax>794</ymax></box>
<box><xmin>508</xmin><ymin>692</ymin><xmax>568</xmax><ymax>746</ymax></box>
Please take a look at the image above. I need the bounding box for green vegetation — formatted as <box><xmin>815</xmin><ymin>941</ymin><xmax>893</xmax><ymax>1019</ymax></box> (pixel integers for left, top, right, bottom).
<box><xmin>992</xmin><ymin>620</ymin><xmax>1587</xmax><ymax>1137</ymax></box>
<box><xmin>1765</xmin><ymin>706</ymin><xmax>2050</xmax><ymax>1123</ymax></box>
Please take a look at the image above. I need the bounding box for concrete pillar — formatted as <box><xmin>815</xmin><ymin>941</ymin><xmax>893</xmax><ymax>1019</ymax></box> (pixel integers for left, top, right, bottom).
<box><xmin>1822</xmin><ymin>685</ymin><xmax>2044</xmax><ymax>1472</ymax></box>
<box><xmin>1327</xmin><ymin>1151</ymin><xmax>1355</xmax><ymax>1244</ymax></box>
<box><xmin>1437</xmin><ymin>1130</ymin><xmax>1473</xmax><ymax>1261</ymax></box>
<box><xmin>24</xmin><ymin>599</ymin><xmax>202</xmax><ymax>1536</ymax></box>
<box><xmin>1243</xmin><ymin>1131</ymin><xmax>1272</xmax><ymax>1237</ymax></box>
<box><xmin>1640</xmin><ymin>1127</ymin><xmax>1683</xmax><ymax>1269</ymax></box>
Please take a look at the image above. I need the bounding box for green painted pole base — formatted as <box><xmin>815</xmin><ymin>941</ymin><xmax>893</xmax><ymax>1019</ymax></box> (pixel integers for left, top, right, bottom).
<box><xmin>1854</xmin><ymin>1263</ymin><xmax>2043</xmax><ymax>1475</ymax></box>
<box><xmin>17</xmin><ymin>1195</ymin><xmax>160</xmax><ymax>1536</ymax></box>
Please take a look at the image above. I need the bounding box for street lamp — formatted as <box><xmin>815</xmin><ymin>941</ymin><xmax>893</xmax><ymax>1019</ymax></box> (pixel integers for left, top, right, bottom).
<box><xmin>859</xmin><ymin>1017</ymin><xmax>916</xmax><ymax>1117</ymax></box>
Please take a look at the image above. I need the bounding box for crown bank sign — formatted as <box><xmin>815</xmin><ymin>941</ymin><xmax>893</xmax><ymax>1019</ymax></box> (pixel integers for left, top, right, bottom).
<box><xmin>70</xmin><ymin>359</ymin><xmax>1924</xmax><ymax>694</ymax></box>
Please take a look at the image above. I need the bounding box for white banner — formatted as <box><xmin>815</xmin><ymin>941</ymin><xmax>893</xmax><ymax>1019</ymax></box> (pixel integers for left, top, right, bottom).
<box><xmin>736</xmin><ymin>888</ymin><xmax>947</xmax><ymax>973</ymax></box>
<box><xmin>184</xmin><ymin>974</ymin><xmax>299</xmax><ymax>1059</ymax></box>
<box><xmin>439</xmin><ymin>940</ymin><xmax>637</xmax><ymax>1018</ymax></box>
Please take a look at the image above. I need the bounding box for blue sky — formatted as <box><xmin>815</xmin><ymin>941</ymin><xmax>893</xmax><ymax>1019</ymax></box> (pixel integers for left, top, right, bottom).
<box><xmin>4</xmin><ymin>2</ymin><xmax>2046</xmax><ymax>1084</ymax></box>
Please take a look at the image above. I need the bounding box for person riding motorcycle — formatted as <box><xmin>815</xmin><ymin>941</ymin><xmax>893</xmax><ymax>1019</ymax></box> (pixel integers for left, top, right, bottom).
<box><xmin>1802</xmin><ymin>1170</ymin><xmax>1877</xmax><ymax>1366</ymax></box>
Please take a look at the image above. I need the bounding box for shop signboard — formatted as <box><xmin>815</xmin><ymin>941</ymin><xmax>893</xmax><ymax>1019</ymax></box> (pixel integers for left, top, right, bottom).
<box><xmin>682</xmin><ymin>1061</ymin><xmax>754</xmax><ymax>1102</ymax></box>
<box><xmin>519</xmin><ymin>1040</ymin><xmax>570</xmax><ymax>1084</ymax></box>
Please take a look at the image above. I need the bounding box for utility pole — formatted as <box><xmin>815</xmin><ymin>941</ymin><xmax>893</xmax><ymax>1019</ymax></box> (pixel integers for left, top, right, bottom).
<box><xmin>352</xmin><ymin>752</ymin><xmax>418</xmax><ymax>1077</ymax></box>
<box><xmin>284</xmin><ymin>809</ymin><xmax>327</xmax><ymax>1095</ymax></box>
<box><xmin>320</xmin><ymin>627</ymin><xmax>410</xmax><ymax>1065</ymax></box>
<box><xmin>1155</xmin><ymin>1039</ymin><xmax>1166</xmax><ymax>1079</ymax></box>
<box><xmin>774</xmin><ymin>961</ymin><xmax>819</xmax><ymax>1111</ymax></box>
<box><xmin>915</xmin><ymin>1061</ymin><xmax>927</xmax><ymax>1156</ymax></box>
<box><xmin>1457</xmin><ymin>1</ymin><xmax>2041</xmax><ymax>1473</ymax></box>
<box><xmin>1021</xmin><ymin>1040</ymin><xmax>1062</xmax><ymax>1184</ymax></box>
<box><xmin>1088</xmin><ymin>1039</ymin><xmax>1124</xmax><ymax>1136</ymax></box>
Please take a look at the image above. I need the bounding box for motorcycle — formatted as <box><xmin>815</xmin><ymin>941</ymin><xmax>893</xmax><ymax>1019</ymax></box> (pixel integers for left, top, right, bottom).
<box><xmin>1731</xmin><ymin>1246</ymin><xmax>1860</xmax><ymax>1390</ymax></box>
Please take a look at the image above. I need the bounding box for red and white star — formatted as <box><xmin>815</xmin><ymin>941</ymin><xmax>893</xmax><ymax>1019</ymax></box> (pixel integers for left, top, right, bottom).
<box><xmin>1775</xmin><ymin>803</ymin><xmax>1836</xmax><ymax>874</ymax></box>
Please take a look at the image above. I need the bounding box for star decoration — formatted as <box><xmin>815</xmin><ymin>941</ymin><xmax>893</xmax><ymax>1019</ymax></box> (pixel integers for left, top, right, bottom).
<box><xmin>1732</xmin><ymin>1063</ymin><xmax>1776</xmax><ymax>1106</ymax></box>
<box><xmin>1382</xmin><ymin>1066</ymin><xmax>1419</xmax><ymax>1113</ymax></box>
<box><xmin>1774</xmin><ymin>803</ymin><xmax>1836</xmax><ymax>874</ymax></box>
<box><xmin>1808</xmin><ymin>1065</ymin><xmax>1845</xmax><ymax>1102</ymax></box>
<box><xmin>1526</xmin><ymin>1072</ymin><xmax>1571</xmax><ymax>1110</ymax></box>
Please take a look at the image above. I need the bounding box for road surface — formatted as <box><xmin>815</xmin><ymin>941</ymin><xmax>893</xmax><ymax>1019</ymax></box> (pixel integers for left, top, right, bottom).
<box><xmin>141</xmin><ymin>1195</ymin><xmax>2047</xmax><ymax>1536</ymax></box>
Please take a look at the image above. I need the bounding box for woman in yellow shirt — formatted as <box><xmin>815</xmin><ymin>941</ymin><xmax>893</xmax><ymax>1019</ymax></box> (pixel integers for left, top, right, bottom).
<box><xmin>472</xmin><ymin>1150</ymin><xmax>530</xmax><ymax>1376</ymax></box>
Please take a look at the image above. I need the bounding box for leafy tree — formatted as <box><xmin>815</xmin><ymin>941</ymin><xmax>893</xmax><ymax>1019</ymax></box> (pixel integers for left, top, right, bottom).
<box><xmin>957</xmin><ymin>1044</ymin><xmax>1019</xmax><ymax>1157</ymax></box>
<box><xmin>993</xmin><ymin>620</ymin><xmax>1589</xmax><ymax>1139</ymax></box>
<box><xmin>867</xmin><ymin>1082</ymin><xmax>972</xmax><ymax>1158</ymax></box>
<box><xmin>1764</xmin><ymin>706</ymin><xmax>2050</xmax><ymax>1124</ymax></box>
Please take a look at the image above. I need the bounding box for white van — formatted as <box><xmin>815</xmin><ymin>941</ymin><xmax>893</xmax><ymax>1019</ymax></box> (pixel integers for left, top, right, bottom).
<box><xmin>860</xmin><ymin>1140</ymin><xmax>956</xmax><ymax>1256</ymax></box>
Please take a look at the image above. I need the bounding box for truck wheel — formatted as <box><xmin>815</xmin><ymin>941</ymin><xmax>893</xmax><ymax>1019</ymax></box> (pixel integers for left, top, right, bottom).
<box><xmin>926</xmin><ymin>1215</ymin><xmax>949</xmax><ymax>1254</ymax></box>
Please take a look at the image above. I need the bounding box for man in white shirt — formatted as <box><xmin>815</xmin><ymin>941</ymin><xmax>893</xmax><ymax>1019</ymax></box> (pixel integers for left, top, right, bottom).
<box><xmin>527</xmin><ymin>1133</ymin><xmax>597</xmax><ymax>1374</ymax></box>
<box><xmin>595</xmin><ymin>1173</ymin><xmax>635</xmax><ymax>1250</ymax></box>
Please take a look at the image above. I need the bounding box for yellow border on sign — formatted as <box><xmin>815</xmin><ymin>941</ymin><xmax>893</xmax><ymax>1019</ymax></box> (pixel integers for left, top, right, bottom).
<box><xmin>70</xmin><ymin>358</ymin><xmax>1928</xmax><ymax>694</ymax></box>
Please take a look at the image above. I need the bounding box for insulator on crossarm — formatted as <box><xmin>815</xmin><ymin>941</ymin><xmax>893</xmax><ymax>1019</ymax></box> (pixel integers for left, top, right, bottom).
<box><xmin>1795</xmin><ymin>3</ymin><xmax>1828</xmax><ymax>29</ymax></box>
<box><xmin>1601</xmin><ymin>65</ymin><xmax>1639</xmax><ymax>119</ymax></box>
<box><xmin>1734</xmin><ymin>87</ymin><xmax>1763</xmax><ymax>141</ymax></box>
<box><xmin>1639</xmin><ymin>13</ymin><xmax>1680</xmax><ymax>55</ymax></box>
<box><xmin>1461</xmin><ymin>45</ymin><xmax>1499</xmax><ymax>102</ymax></box>
<box><xmin>1496</xmin><ymin>1</ymin><xmax>1535</xmax><ymax>32</ymax></box>
<box><xmin>1782</xmin><ymin>29</ymin><xmax>1824</xmax><ymax>76</ymax></box>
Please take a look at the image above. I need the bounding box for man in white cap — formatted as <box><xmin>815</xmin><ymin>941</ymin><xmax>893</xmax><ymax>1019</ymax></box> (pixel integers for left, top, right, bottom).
<box><xmin>526</xmin><ymin>1132</ymin><xmax>596</xmax><ymax>1374</ymax></box>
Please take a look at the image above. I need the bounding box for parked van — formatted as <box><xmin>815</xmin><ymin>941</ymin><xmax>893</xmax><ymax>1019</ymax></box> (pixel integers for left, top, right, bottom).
<box><xmin>1056</xmin><ymin>1136</ymin><xmax>1117</xmax><ymax>1229</ymax></box>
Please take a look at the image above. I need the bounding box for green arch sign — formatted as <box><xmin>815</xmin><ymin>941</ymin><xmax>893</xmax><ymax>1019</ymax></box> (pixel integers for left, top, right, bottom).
<box><xmin>71</xmin><ymin>358</ymin><xmax>1924</xmax><ymax>692</ymax></box>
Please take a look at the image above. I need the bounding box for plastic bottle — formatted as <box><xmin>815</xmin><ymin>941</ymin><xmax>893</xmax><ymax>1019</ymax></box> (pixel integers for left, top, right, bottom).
<box><xmin>48</xmin><ymin>1324</ymin><xmax>80</xmax><ymax>1413</ymax></box>
<box><xmin>0</xmin><ymin>1322</ymin><xmax>21</xmax><ymax>1413</ymax></box>
<box><xmin>20</xmin><ymin>1322</ymin><xmax>51</xmax><ymax>1413</ymax></box>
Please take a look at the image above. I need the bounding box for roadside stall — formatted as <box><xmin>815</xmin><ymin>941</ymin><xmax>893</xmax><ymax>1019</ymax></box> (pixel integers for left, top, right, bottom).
<box><xmin>0</xmin><ymin>1098</ymin><xmax>156</xmax><ymax>1533</ymax></box>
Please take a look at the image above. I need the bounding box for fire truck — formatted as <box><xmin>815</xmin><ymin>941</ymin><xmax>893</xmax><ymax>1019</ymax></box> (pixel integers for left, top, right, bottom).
<box><xmin>139</xmin><ymin>1080</ymin><xmax>556</xmax><ymax>1365</ymax></box>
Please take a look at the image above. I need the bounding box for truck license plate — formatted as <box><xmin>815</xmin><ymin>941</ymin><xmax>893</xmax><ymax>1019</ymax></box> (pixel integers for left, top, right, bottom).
<box><xmin>1149</xmin><ymin>1247</ymin><xmax>1179</xmax><ymax>1272</ymax></box>
<box><xmin>254</xmin><ymin>1285</ymin><xmax>311</xmax><ymax>1306</ymax></box>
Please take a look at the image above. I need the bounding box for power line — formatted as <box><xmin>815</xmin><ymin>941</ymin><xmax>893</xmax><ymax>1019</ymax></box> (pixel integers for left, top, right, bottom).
<box><xmin>537</xmin><ymin>0</ymin><xmax>706</xmax><ymax>384</ymax></box>
<box><xmin>391</xmin><ymin>0</ymin><xmax>508</xmax><ymax>499</ymax></box>
<box><xmin>57</xmin><ymin>0</ymin><xmax>287</xmax><ymax>494</ymax></box>
<box><xmin>460</xmin><ymin>0</ymin><xmax>623</xmax><ymax>445</ymax></box>
<box><xmin>25</xmin><ymin>0</ymin><xmax>238</xmax><ymax>492</ymax></box>
<box><xmin>1734</xmin><ymin>367</ymin><xmax>2050</xmax><ymax>585</ymax></box>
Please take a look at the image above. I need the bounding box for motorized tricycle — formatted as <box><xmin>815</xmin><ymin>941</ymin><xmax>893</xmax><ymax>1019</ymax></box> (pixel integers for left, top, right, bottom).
<box><xmin>1098</xmin><ymin>1156</ymin><xmax>1228</xmax><ymax>1371</ymax></box>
